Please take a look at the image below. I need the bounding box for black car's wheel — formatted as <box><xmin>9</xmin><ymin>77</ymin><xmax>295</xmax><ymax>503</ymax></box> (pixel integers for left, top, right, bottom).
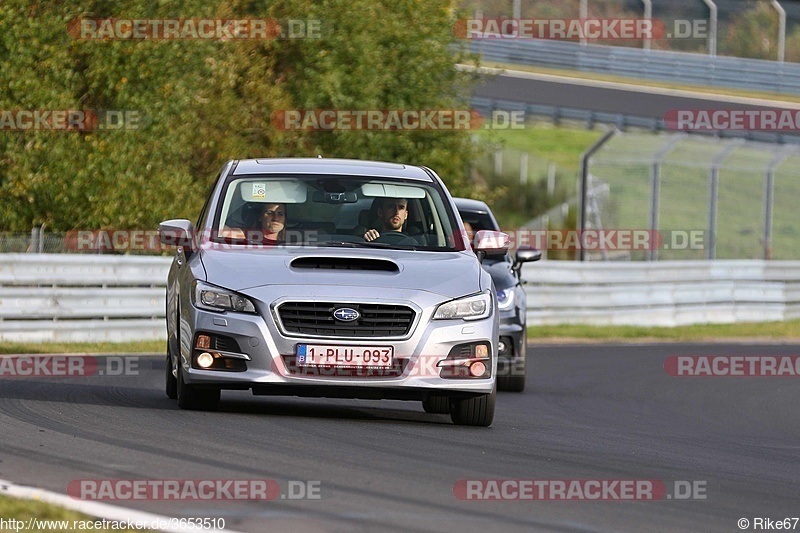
<box><xmin>500</xmin><ymin>371</ymin><xmax>526</xmax><ymax>393</ymax></box>
<box><xmin>449</xmin><ymin>387</ymin><xmax>495</xmax><ymax>427</ymax></box>
<box><xmin>177</xmin><ymin>364</ymin><xmax>220</xmax><ymax>411</ymax></box>
<box><xmin>165</xmin><ymin>350</ymin><xmax>177</xmax><ymax>400</ymax></box>
<box><xmin>422</xmin><ymin>395</ymin><xmax>450</xmax><ymax>414</ymax></box>
<box><xmin>499</xmin><ymin>329</ymin><xmax>527</xmax><ymax>392</ymax></box>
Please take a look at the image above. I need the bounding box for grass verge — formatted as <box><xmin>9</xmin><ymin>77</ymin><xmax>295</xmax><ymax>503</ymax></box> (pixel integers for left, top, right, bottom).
<box><xmin>529</xmin><ymin>320</ymin><xmax>800</xmax><ymax>342</ymax></box>
<box><xmin>0</xmin><ymin>340</ymin><xmax>164</xmax><ymax>355</ymax></box>
<box><xmin>0</xmin><ymin>494</ymin><xmax>140</xmax><ymax>532</ymax></box>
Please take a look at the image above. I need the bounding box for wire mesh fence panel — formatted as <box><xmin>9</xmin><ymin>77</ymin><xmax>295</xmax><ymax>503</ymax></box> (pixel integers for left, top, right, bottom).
<box><xmin>585</xmin><ymin>131</ymin><xmax>800</xmax><ymax>260</ymax></box>
<box><xmin>771</xmin><ymin>154</ymin><xmax>800</xmax><ymax>260</ymax></box>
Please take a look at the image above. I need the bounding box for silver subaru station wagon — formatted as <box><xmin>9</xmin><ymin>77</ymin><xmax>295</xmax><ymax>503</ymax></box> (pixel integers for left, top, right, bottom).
<box><xmin>159</xmin><ymin>158</ymin><xmax>510</xmax><ymax>426</ymax></box>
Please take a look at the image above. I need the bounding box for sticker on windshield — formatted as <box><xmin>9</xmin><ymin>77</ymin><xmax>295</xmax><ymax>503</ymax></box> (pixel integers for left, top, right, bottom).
<box><xmin>252</xmin><ymin>183</ymin><xmax>266</xmax><ymax>199</ymax></box>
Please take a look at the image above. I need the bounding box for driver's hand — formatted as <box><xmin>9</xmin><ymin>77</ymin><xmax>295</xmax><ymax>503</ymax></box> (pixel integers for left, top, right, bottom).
<box><xmin>363</xmin><ymin>229</ymin><xmax>380</xmax><ymax>241</ymax></box>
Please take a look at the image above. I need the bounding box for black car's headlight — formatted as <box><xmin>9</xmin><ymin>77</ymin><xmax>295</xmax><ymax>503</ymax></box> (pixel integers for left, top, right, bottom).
<box><xmin>433</xmin><ymin>291</ymin><xmax>492</xmax><ymax>321</ymax></box>
<box><xmin>496</xmin><ymin>288</ymin><xmax>515</xmax><ymax>310</ymax></box>
<box><xmin>193</xmin><ymin>281</ymin><xmax>257</xmax><ymax>314</ymax></box>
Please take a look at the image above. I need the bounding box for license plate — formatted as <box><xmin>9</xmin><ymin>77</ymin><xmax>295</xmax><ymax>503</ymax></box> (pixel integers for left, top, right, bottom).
<box><xmin>296</xmin><ymin>344</ymin><xmax>394</xmax><ymax>368</ymax></box>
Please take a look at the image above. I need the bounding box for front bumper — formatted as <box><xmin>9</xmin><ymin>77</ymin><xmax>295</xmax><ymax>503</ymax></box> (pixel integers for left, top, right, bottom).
<box><xmin>180</xmin><ymin>297</ymin><xmax>497</xmax><ymax>397</ymax></box>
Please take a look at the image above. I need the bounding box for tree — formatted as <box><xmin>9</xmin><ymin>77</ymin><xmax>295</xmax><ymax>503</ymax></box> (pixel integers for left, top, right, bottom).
<box><xmin>0</xmin><ymin>0</ymin><xmax>483</xmax><ymax>232</ymax></box>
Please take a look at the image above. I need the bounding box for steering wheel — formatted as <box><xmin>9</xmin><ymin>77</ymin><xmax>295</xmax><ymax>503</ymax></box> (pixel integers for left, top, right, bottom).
<box><xmin>374</xmin><ymin>231</ymin><xmax>418</xmax><ymax>246</ymax></box>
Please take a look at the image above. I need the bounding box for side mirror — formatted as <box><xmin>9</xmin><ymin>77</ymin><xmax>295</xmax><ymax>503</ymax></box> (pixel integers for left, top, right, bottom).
<box><xmin>516</xmin><ymin>246</ymin><xmax>542</xmax><ymax>263</ymax></box>
<box><xmin>512</xmin><ymin>245</ymin><xmax>541</xmax><ymax>279</ymax></box>
<box><xmin>473</xmin><ymin>230</ymin><xmax>510</xmax><ymax>259</ymax></box>
<box><xmin>158</xmin><ymin>219</ymin><xmax>196</xmax><ymax>251</ymax></box>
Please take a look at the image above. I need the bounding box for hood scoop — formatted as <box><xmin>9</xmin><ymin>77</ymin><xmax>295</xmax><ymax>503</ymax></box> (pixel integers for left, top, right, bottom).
<box><xmin>290</xmin><ymin>256</ymin><xmax>399</xmax><ymax>272</ymax></box>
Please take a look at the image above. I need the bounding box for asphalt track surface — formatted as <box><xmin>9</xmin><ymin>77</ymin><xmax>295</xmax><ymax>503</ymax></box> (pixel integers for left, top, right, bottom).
<box><xmin>472</xmin><ymin>74</ymin><xmax>788</xmax><ymax>119</ymax></box>
<box><xmin>1</xmin><ymin>343</ymin><xmax>800</xmax><ymax>532</ymax></box>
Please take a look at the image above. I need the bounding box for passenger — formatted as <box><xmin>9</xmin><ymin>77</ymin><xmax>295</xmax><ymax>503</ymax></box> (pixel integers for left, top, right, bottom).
<box><xmin>363</xmin><ymin>198</ymin><xmax>408</xmax><ymax>242</ymax></box>
<box><xmin>221</xmin><ymin>203</ymin><xmax>287</xmax><ymax>243</ymax></box>
<box><xmin>463</xmin><ymin>221</ymin><xmax>475</xmax><ymax>248</ymax></box>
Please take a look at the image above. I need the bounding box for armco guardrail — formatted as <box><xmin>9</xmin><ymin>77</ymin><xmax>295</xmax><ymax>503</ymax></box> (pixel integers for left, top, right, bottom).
<box><xmin>0</xmin><ymin>254</ymin><xmax>170</xmax><ymax>343</ymax></box>
<box><xmin>1</xmin><ymin>255</ymin><xmax>799</xmax><ymax>341</ymax></box>
<box><xmin>523</xmin><ymin>260</ymin><xmax>800</xmax><ymax>326</ymax></box>
<box><xmin>471</xmin><ymin>39</ymin><xmax>800</xmax><ymax>95</ymax></box>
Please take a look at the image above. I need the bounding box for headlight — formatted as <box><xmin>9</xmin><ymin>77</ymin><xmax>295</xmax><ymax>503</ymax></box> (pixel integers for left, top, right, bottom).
<box><xmin>193</xmin><ymin>281</ymin><xmax>257</xmax><ymax>314</ymax></box>
<box><xmin>497</xmin><ymin>288</ymin><xmax>515</xmax><ymax>310</ymax></box>
<box><xmin>433</xmin><ymin>291</ymin><xmax>492</xmax><ymax>321</ymax></box>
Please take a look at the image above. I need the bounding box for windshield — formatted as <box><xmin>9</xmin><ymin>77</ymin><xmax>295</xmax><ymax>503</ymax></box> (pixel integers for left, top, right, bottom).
<box><xmin>211</xmin><ymin>175</ymin><xmax>461</xmax><ymax>251</ymax></box>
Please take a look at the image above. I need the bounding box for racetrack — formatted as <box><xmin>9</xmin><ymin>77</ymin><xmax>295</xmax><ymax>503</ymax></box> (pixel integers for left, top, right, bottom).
<box><xmin>1</xmin><ymin>343</ymin><xmax>799</xmax><ymax>532</ymax></box>
<box><xmin>472</xmin><ymin>71</ymin><xmax>799</xmax><ymax>119</ymax></box>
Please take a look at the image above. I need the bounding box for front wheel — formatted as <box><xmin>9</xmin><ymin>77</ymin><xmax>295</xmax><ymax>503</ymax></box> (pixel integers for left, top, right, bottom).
<box><xmin>177</xmin><ymin>365</ymin><xmax>220</xmax><ymax>411</ymax></box>
<box><xmin>422</xmin><ymin>395</ymin><xmax>450</xmax><ymax>414</ymax></box>
<box><xmin>450</xmin><ymin>387</ymin><xmax>495</xmax><ymax>426</ymax></box>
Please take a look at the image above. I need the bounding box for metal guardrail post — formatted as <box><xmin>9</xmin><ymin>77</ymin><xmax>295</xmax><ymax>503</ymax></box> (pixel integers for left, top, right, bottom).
<box><xmin>771</xmin><ymin>0</ymin><xmax>786</xmax><ymax>62</ymax></box>
<box><xmin>648</xmin><ymin>134</ymin><xmax>685</xmax><ymax>261</ymax></box>
<box><xmin>641</xmin><ymin>0</ymin><xmax>652</xmax><ymax>51</ymax></box>
<box><xmin>701</xmin><ymin>0</ymin><xmax>717</xmax><ymax>57</ymax></box>
<box><xmin>579</xmin><ymin>0</ymin><xmax>588</xmax><ymax>46</ymax></box>
<box><xmin>707</xmin><ymin>140</ymin><xmax>743</xmax><ymax>260</ymax></box>
<box><xmin>578</xmin><ymin>128</ymin><xmax>617</xmax><ymax>261</ymax></box>
<box><xmin>29</xmin><ymin>228</ymin><xmax>38</xmax><ymax>254</ymax></box>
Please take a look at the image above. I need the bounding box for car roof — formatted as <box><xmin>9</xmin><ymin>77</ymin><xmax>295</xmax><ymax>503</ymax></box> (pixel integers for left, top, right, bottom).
<box><xmin>452</xmin><ymin>197</ymin><xmax>491</xmax><ymax>213</ymax></box>
<box><xmin>232</xmin><ymin>158</ymin><xmax>434</xmax><ymax>181</ymax></box>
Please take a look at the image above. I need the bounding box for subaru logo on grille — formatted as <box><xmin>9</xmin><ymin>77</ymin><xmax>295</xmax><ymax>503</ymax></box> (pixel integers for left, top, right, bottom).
<box><xmin>333</xmin><ymin>307</ymin><xmax>360</xmax><ymax>322</ymax></box>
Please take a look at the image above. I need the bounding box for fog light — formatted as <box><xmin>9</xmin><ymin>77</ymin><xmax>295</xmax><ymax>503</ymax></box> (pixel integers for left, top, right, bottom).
<box><xmin>469</xmin><ymin>361</ymin><xmax>486</xmax><ymax>377</ymax></box>
<box><xmin>196</xmin><ymin>352</ymin><xmax>215</xmax><ymax>369</ymax></box>
<box><xmin>497</xmin><ymin>339</ymin><xmax>507</xmax><ymax>354</ymax></box>
<box><xmin>475</xmin><ymin>344</ymin><xmax>489</xmax><ymax>358</ymax></box>
<box><xmin>196</xmin><ymin>335</ymin><xmax>211</xmax><ymax>349</ymax></box>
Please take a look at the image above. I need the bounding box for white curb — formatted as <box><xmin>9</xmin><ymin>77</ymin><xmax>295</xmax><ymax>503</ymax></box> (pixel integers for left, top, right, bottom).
<box><xmin>0</xmin><ymin>479</ymin><xmax>243</xmax><ymax>533</ymax></box>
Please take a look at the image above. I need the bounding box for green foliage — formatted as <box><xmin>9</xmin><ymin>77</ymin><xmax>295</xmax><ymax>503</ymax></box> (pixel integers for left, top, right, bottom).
<box><xmin>720</xmin><ymin>2</ymin><xmax>779</xmax><ymax>60</ymax></box>
<box><xmin>0</xmin><ymin>0</ymin><xmax>482</xmax><ymax>231</ymax></box>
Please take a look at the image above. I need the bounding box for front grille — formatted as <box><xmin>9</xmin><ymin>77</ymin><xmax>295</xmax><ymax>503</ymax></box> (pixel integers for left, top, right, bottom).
<box><xmin>277</xmin><ymin>302</ymin><xmax>415</xmax><ymax>338</ymax></box>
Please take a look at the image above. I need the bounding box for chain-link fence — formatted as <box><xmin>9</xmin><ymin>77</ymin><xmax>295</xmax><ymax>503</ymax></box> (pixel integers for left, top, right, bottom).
<box><xmin>585</xmin><ymin>131</ymin><xmax>800</xmax><ymax>260</ymax></box>
<box><xmin>0</xmin><ymin>229</ymin><xmax>167</xmax><ymax>255</ymax></box>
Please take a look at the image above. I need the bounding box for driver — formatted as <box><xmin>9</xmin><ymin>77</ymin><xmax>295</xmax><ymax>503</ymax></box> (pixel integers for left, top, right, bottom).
<box><xmin>363</xmin><ymin>197</ymin><xmax>408</xmax><ymax>242</ymax></box>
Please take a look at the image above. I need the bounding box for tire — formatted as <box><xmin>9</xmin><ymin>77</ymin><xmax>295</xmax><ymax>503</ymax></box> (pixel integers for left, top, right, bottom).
<box><xmin>422</xmin><ymin>395</ymin><xmax>450</xmax><ymax>414</ymax></box>
<box><xmin>165</xmin><ymin>351</ymin><xmax>177</xmax><ymax>400</ymax></box>
<box><xmin>177</xmin><ymin>365</ymin><xmax>220</xmax><ymax>411</ymax></box>
<box><xmin>498</xmin><ymin>330</ymin><xmax>527</xmax><ymax>392</ymax></box>
<box><xmin>165</xmin><ymin>296</ymin><xmax>178</xmax><ymax>400</ymax></box>
<box><xmin>449</xmin><ymin>387</ymin><xmax>496</xmax><ymax>427</ymax></box>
